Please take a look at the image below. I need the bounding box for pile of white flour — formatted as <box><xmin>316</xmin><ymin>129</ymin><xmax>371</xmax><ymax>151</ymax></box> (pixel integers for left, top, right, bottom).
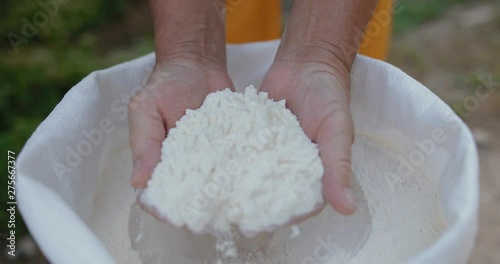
<box><xmin>140</xmin><ymin>86</ymin><xmax>324</xmax><ymax>236</ymax></box>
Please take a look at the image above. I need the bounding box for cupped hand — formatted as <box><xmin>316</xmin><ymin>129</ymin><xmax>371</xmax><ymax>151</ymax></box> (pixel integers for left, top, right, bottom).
<box><xmin>260</xmin><ymin>59</ymin><xmax>356</xmax><ymax>216</ymax></box>
<box><xmin>128</xmin><ymin>57</ymin><xmax>234</xmax><ymax>190</ymax></box>
<box><xmin>129</xmin><ymin>54</ymin><xmax>354</xmax><ymax>230</ymax></box>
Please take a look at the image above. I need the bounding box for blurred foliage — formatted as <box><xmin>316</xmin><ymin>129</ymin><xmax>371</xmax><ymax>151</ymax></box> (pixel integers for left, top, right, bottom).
<box><xmin>0</xmin><ymin>0</ymin><xmax>154</xmax><ymax>243</ymax></box>
<box><xmin>393</xmin><ymin>0</ymin><xmax>475</xmax><ymax>34</ymax></box>
<box><xmin>0</xmin><ymin>0</ymin><xmax>482</xmax><ymax>254</ymax></box>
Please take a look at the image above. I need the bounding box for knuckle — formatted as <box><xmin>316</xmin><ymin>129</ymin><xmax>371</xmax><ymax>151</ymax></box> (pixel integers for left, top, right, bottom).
<box><xmin>334</xmin><ymin>158</ymin><xmax>352</xmax><ymax>185</ymax></box>
<box><xmin>128</xmin><ymin>94</ymin><xmax>140</xmax><ymax>111</ymax></box>
<box><xmin>129</xmin><ymin>86</ymin><xmax>156</xmax><ymax>111</ymax></box>
<box><xmin>325</xmin><ymin>100</ymin><xmax>351</xmax><ymax>123</ymax></box>
<box><xmin>127</xmin><ymin>100</ymin><xmax>137</xmax><ymax>111</ymax></box>
<box><xmin>317</xmin><ymin>101</ymin><xmax>353</xmax><ymax>140</ymax></box>
<box><xmin>324</xmin><ymin>157</ymin><xmax>352</xmax><ymax>186</ymax></box>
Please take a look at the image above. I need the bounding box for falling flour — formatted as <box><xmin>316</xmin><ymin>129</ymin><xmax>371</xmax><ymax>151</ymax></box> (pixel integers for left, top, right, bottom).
<box><xmin>140</xmin><ymin>86</ymin><xmax>324</xmax><ymax>236</ymax></box>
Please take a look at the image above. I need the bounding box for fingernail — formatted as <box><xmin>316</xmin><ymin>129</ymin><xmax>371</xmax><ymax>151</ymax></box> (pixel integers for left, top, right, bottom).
<box><xmin>134</xmin><ymin>189</ymin><xmax>144</xmax><ymax>203</ymax></box>
<box><xmin>343</xmin><ymin>187</ymin><xmax>356</xmax><ymax>211</ymax></box>
<box><xmin>132</xmin><ymin>159</ymin><xmax>142</xmax><ymax>182</ymax></box>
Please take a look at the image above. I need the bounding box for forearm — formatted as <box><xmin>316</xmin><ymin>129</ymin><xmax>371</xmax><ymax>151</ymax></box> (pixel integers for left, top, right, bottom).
<box><xmin>149</xmin><ymin>0</ymin><xmax>227</xmax><ymax>67</ymax></box>
<box><xmin>277</xmin><ymin>0</ymin><xmax>377</xmax><ymax>71</ymax></box>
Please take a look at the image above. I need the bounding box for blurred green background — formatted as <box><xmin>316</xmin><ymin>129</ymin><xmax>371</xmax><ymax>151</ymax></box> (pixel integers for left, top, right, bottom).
<box><xmin>2</xmin><ymin>0</ymin><xmax>499</xmax><ymax>262</ymax></box>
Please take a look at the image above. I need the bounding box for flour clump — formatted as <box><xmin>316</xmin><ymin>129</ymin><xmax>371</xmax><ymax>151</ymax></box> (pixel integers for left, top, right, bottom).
<box><xmin>140</xmin><ymin>85</ymin><xmax>324</xmax><ymax>236</ymax></box>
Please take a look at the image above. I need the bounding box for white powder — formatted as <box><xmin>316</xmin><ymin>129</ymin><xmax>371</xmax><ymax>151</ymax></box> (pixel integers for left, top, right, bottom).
<box><xmin>88</xmin><ymin>129</ymin><xmax>142</xmax><ymax>264</ymax></box>
<box><xmin>348</xmin><ymin>133</ymin><xmax>445</xmax><ymax>263</ymax></box>
<box><xmin>88</xmin><ymin>90</ymin><xmax>445</xmax><ymax>264</ymax></box>
<box><xmin>290</xmin><ymin>225</ymin><xmax>300</xmax><ymax>239</ymax></box>
<box><xmin>140</xmin><ymin>85</ymin><xmax>324</xmax><ymax>236</ymax></box>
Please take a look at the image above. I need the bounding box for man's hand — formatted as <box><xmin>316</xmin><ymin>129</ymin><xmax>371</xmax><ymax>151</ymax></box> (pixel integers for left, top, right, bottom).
<box><xmin>130</xmin><ymin>0</ymin><xmax>229</xmax><ymax>189</ymax></box>
<box><xmin>264</xmin><ymin>0</ymin><xmax>377</xmax><ymax>216</ymax></box>
<box><xmin>261</xmin><ymin>59</ymin><xmax>355</xmax><ymax>215</ymax></box>
<box><xmin>128</xmin><ymin>58</ymin><xmax>234</xmax><ymax>189</ymax></box>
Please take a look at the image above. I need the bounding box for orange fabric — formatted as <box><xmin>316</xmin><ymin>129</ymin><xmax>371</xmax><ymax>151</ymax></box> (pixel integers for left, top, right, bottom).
<box><xmin>358</xmin><ymin>0</ymin><xmax>394</xmax><ymax>60</ymax></box>
<box><xmin>226</xmin><ymin>0</ymin><xmax>282</xmax><ymax>43</ymax></box>
<box><xmin>226</xmin><ymin>0</ymin><xmax>393</xmax><ymax>60</ymax></box>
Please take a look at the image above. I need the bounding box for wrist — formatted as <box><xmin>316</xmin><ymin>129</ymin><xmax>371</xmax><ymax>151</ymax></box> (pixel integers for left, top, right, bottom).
<box><xmin>155</xmin><ymin>42</ymin><xmax>226</xmax><ymax>71</ymax></box>
<box><xmin>276</xmin><ymin>0</ymin><xmax>377</xmax><ymax>72</ymax></box>
<box><xmin>150</xmin><ymin>0</ymin><xmax>227</xmax><ymax>69</ymax></box>
<box><xmin>273</xmin><ymin>41</ymin><xmax>352</xmax><ymax>92</ymax></box>
<box><xmin>275</xmin><ymin>41</ymin><xmax>351</xmax><ymax>75</ymax></box>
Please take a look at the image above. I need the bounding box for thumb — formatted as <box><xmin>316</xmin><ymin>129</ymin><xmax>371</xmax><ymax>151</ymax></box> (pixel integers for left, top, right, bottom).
<box><xmin>128</xmin><ymin>96</ymin><xmax>166</xmax><ymax>189</ymax></box>
<box><xmin>317</xmin><ymin>102</ymin><xmax>356</xmax><ymax>215</ymax></box>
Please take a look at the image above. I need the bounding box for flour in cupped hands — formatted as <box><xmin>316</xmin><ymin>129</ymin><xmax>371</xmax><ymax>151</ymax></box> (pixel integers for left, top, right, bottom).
<box><xmin>139</xmin><ymin>85</ymin><xmax>325</xmax><ymax>259</ymax></box>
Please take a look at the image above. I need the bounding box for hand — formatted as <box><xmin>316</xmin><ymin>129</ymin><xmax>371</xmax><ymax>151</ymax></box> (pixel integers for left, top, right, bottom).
<box><xmin>128</xmin><ymin>57</ymin><xmax>234</xmax><ymax>190</ymax></box>
<box><xmin>260</xmin><ymin>59</ymin><xmax>356</xmax><ymax>216</ymax></box>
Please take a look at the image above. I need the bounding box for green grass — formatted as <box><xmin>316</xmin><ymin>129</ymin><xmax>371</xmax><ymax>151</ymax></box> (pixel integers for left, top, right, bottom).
<box><xmin>393</xmin><ymin>0</ymin><xmax>475</xmax><ymax>34</ymax></box>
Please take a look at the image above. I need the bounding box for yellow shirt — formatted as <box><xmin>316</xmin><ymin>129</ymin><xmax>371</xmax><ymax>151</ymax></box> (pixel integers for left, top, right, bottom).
<box><xmin>226</xmin><ymin>0</ymin><xmax>393</xmax><ymax>61</ymax></box>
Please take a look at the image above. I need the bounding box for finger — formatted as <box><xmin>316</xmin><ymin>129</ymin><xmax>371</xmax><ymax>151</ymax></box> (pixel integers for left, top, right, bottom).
<box><xmin>287</xmin><ymin>202</ymin><xmax>326</xmax><ymax>225</ymax></box>
<box><xmin>316</xmin><ymin>102</ymin><xmax>356</xmax><ymax>215</ymax></box>
<box><xmin>128</xmin><ymin>96</ymin><xmax>166</xmax><ymax>189</ymax></box>
<box><xmin>136</xmin><ymin>193</ymin><xmax>191</xmax><ymax>231</ymax></box>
